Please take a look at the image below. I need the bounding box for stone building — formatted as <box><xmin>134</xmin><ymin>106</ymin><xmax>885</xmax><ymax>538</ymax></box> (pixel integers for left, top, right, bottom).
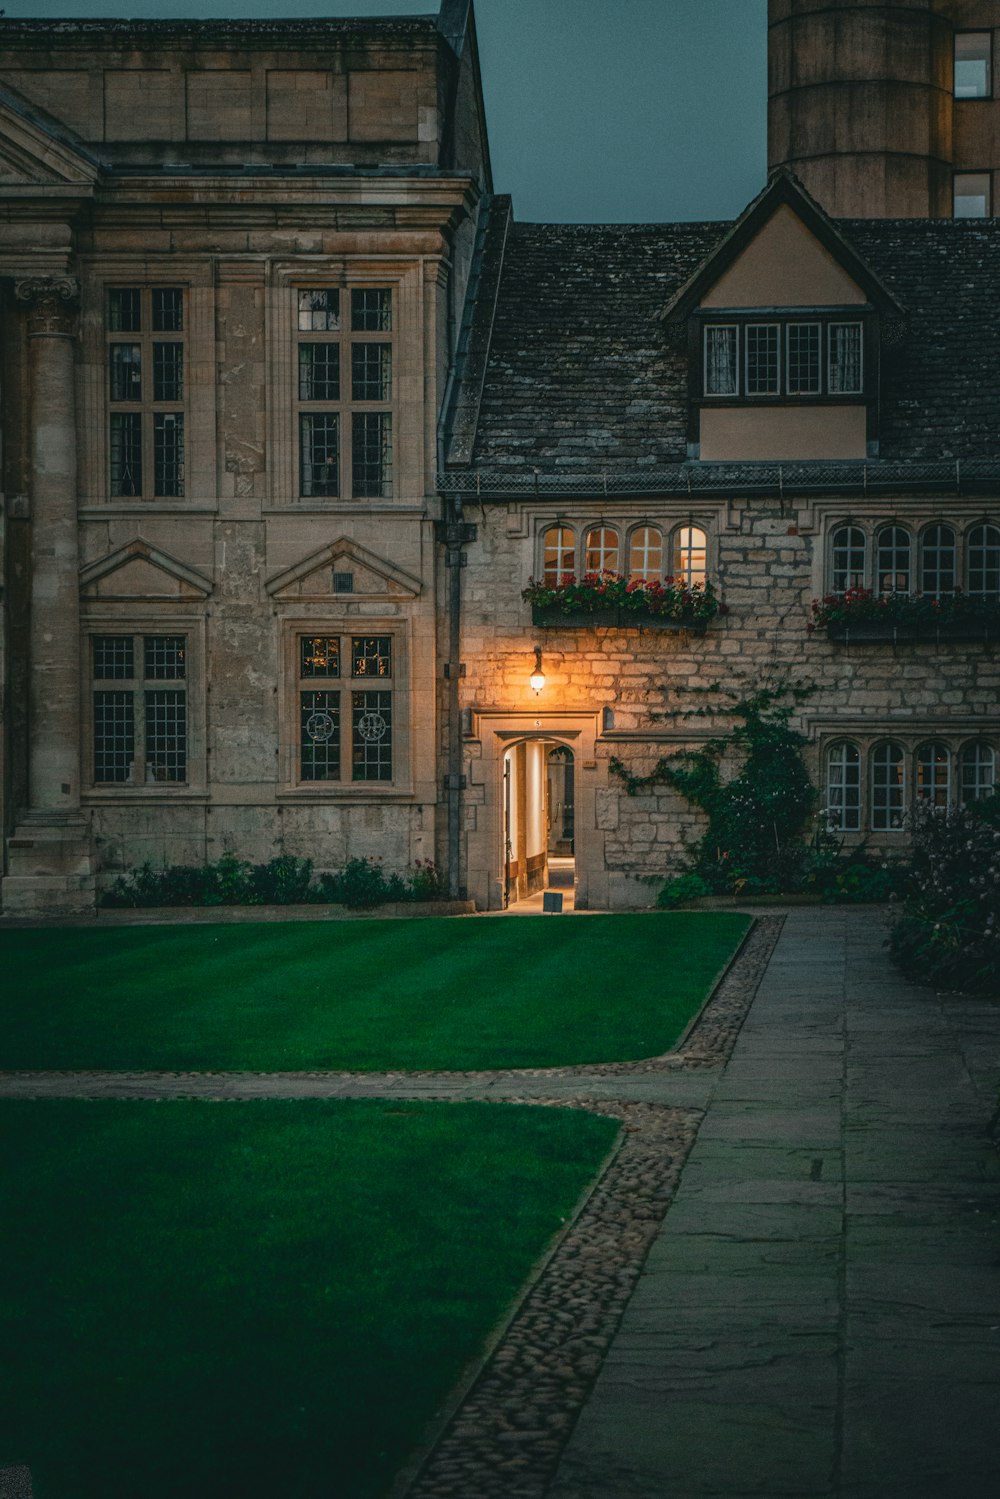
<box><xmin>769</xmin><ymin>0</ymin><xmax>1000</xmax><ymax>218</ymax></box>
<box><xmin>0</xmin><ymin>3</ymin><xmax>490</xmax><ymax>913</ymax></box>
<box><xmin>1</xmin><ymin>3</ymin><xmax>998</xmax><ymax>916</ymax></box>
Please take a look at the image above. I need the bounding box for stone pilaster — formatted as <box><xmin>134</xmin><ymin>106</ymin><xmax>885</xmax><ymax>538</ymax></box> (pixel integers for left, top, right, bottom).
<box><xmin>2</xmin><ymin>275</ymin><xmax>95</xmax><ymax>915</ymax></box>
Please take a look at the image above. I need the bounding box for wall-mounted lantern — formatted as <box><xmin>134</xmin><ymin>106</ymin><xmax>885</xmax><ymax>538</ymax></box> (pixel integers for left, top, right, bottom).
<box><xmin>529</xmin><ymin>645</ymin><xmax>546</xmax><ymax>695</ymax></box>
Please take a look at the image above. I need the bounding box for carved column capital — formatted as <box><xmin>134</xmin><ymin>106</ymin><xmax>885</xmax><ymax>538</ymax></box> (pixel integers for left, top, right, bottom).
<box><xmin>15</xmin><ymin>276</ymin><xmax>80</xmax><ymax>335</ymax></box>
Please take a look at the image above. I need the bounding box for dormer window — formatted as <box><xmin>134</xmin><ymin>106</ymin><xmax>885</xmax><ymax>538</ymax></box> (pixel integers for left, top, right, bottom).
<box><xmin>702</xmin><ymin>317</ymin><xmax>864</xmax><ymax>399</ymax></box>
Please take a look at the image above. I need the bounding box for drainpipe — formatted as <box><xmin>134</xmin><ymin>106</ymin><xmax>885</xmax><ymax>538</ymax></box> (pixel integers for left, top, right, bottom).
<box><xmin>440</xmin><ymin>493</ymin><xmax>476</xmax><ymax>898</ymax></box>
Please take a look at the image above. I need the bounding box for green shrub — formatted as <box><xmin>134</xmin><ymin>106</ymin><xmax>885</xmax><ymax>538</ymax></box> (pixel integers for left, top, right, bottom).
<box><xmin>100</xmin><ymin>853</ymin><xmax>439</xmax><ymax>910</ymax></box>
<box><xmin>656</xmin><ymin>872</ymin><xmax>714</xmax><ymax>909</ymax></box>
<box><xmin>889</xmin><ymin>798</ymin><xmax>1000</xmax><ymax>993</ymax></box>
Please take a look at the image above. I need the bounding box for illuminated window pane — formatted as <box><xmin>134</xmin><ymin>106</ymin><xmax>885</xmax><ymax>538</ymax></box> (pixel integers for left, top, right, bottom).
<box><xmin>300</xmin><ymin>637</ymin><xmax>340</xmax><ymax>678</ymax></box>
<box><xmin>673</xmin><ymin>526</ymin><xmax>707</xmax><ymax>587</ymax></box>
<box><xmin>542</xmin><ymin>526</ymin><xmax>575</xmax><ymax>585</ymax></box>
<box><xmin>352</xmin><ymin>636</ymin><xmax>392</xmax><ymax>678</ymax></box>
<box><xmin>585</xmin><ymin>526</ymin><xmax>619</xmax><ymax>575</ymax></box>
<box><xmin>628</xmin><ymin>526</ymin><xmax>663</xmax><ymax>580</ymax></box>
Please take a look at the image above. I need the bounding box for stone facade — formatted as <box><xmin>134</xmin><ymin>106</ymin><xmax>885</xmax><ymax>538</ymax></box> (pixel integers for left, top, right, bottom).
<box><xmin>1</xmin><ymin>4</ymin><xmax>998</xmax><ymax>917</ymax></box>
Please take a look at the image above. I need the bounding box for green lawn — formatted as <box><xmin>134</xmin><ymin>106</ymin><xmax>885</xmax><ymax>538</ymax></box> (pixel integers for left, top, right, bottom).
<box><xmin>0</xmin><ymin>913</ymin><xmax>748</xmax><ymax>1070</ymax></box>
<box><xmin>0</xmin><ymin>1099</ymin><xmax>618</xmax><ymax>1499</ymax></box>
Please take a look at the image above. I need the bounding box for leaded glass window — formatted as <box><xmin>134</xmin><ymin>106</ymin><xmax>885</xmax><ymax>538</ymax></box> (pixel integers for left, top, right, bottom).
<box><xmin>827</xmin><ymin>741</ymin><xmax>861</xmax><ymax>833</ymax></box>
<box><xmin>871</xmin><ymin>742</ymin><xmax>906</xmax><ymax>831</ymax></box>
<box><xmin>915</xmin><ymin>741</ymin><xmax>950</xmax><ymax>808</ymax></box>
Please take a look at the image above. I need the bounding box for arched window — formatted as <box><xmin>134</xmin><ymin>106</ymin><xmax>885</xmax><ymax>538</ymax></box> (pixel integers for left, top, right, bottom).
<box><xmin>628</xmin><ymin>526</ymin><xmax>663</xmax><ymax>581</ymax></box>
<box><xmin>920</xmin><ymin>524</ymin><xmax>956</xmax><ymax>597</ymax></box>
<box><xmin>541</xmin><ymin>525</ymin><xmax>575</xmax><ymax>586</ymax></box>
<box><xmin>826</xmin><ymin>741</ymin><xmax>861</xmax><ymax>832</ymax></box>
<box><xmin>584</xmin><ymin>526</ymin><xmax>619</xmax><ymax>576</ymax></box>
<box><xmin>960</xmin><ymin>741</ymin><xmax>996</xmax><ymax>803</ymax></box>
<box><xmin>876</xmin><ymin>525</ymin><xmax>911</xmax><ymax>595</ymax></box>
<box><xmin>673</xmin><ymin>526</ymin><xmax>707</xmax><ymax>587</ymax></box>
<box><xmin>967</xmin><ymin>523</ymin><xmax>1000</xmax><ymax>598</ymax></box>
<box><xmin>915</xmin><ymin>741</ymin><xmax>951</xmax><ymax>807</ymax></box>
<box><xmin>871</xmin><ymin>741</ymin><xmax>906</xmax><ymax>831</ymax></box>
<box><xmin>831</xmin><ymin>524</ymin><xmax>866</xmax><ymax>592</ymax></box>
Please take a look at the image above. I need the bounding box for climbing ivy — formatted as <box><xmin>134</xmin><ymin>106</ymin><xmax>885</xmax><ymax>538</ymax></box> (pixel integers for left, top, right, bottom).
<box><xmin>610</xmin><ymin>683</ymin><xmax>819</xmax><ymax>904</ymax></box>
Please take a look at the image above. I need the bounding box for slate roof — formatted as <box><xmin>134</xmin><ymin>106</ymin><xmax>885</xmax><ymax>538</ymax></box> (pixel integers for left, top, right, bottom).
<box><xmin>453</xmin><ymin>212</ymin><xmax>1000</xmax><ymax>475</ymax></box>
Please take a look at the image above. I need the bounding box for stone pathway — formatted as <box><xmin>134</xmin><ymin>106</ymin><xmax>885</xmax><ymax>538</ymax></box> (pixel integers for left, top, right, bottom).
<box><xmin>548</xmin><ymin>910</ymin><xmax>1000</xmax><ymax>1499</ymax></box>
<box><xmin>3</xmin><ymin>909</ymin><xmax>998</xmax><ymax>1498</ymax></box>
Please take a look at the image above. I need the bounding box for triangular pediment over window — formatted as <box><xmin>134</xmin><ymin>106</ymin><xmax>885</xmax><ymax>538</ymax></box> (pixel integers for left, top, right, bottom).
<box><xmin>0</xmin><ymin>84</ymin><xmax>105</xmax><ymax>187</ymax></box>
<box><xmin>80</xmin><ymin>539</ymin><xmax>213</xmax><ymax>601</ymax></box>
<box><xmin>264</xmin><ymin>538</ymin><xmax>422</xmax><ymax>602</ymax></box>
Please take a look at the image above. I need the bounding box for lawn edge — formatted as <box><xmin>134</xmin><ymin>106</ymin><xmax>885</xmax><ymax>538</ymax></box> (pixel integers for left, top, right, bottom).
<box><xmin>385</xmin><ymin>1108</ymin><xmax>627</xmax><ymax>1499</ymax></box>
<box><xmin>668</xmin><ymin>911</ymin><xmax>757</xmax><ymax>1056</ymax></box>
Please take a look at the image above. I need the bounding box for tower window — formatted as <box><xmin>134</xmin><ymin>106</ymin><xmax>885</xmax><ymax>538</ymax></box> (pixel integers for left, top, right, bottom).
<box><xmin>953</xmin><ymin>172</ymin><xmax>992</xmax><ymax>219</ymax></box>
<box><xmin>954</xmin><ymin>33</ymin><xmax>992</xmax><ymax>99</ymax></box>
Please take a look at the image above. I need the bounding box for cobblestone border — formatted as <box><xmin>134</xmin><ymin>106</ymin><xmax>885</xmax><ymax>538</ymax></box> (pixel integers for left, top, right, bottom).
<box><xmin>392</xmin><ymin>918</ymin><xmax>783</xmax><ymax>1499</ymax></box>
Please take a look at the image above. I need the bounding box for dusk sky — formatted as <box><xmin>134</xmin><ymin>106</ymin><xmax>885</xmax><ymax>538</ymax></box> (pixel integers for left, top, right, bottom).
<box><xmin>1</xmin><ymin>0</ymin><xmax>769</xmax><ymax>223</ymax></box>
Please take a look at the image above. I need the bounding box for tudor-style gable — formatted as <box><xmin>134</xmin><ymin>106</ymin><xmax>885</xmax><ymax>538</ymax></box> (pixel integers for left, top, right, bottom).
<box><xmin>664</xmin><ymin>171</ymin><xmax>906</xmax><ymax>464</ymax></box>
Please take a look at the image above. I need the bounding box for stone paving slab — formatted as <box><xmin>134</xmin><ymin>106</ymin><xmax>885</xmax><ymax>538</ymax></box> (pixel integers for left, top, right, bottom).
<box><xmin>549</xmin><ymin>908</ymin><xmax>1000</xmax><ymax>1499</ymax></box>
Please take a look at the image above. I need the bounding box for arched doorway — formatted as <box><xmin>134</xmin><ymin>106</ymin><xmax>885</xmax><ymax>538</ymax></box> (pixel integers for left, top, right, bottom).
<box><xmin>502</xmin><ymin>738</ymin><xmax>575</xmax><ymax>908</ymax></box>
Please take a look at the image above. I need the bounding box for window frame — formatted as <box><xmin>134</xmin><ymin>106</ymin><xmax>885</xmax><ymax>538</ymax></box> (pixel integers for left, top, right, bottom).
<box><xmin>106</xmin><ymin>285</ymin><xmax>186</xmax><ymax>500</ymax></box>
<box><xmin>960</xmin><ymin>740</ymin><xmax>997</xmax><ymax>803</ymax></box>
<box><xmin>293</xmin><ymin>283</ymin><xmax>395</xmax><ymax>502</ymax></box>
<box><xmin>954</xmin><ymin>32</ymin><xmax>993</xmax><ymax>100</ymax></box>
<box><xmin>953</xmin><ymin>171</ymin><xmax>993</xmax><ymax>219</ymax></box>
<box><xmin>700</xmin><ymin>314</ymin><xmax>867</xmax><ymax>402</ymax></box>
<box><xmin>870</xmin><ymin>740</ymin><xmax>907</xmax><ymax>833</ymax></box>
<box><xmin>826</xmin><ymin>740</ymin><xmax>862</xmax><ymax>833</ymax></box>
<box><xmin>280</xmin><ymin>619</ymin><xmax>411</xmax><ymax>795</ymax></box>
<box><xmin>82</xmin><ymin>617</ymin><xmax>206</xmax><ymax>798</ymax></box>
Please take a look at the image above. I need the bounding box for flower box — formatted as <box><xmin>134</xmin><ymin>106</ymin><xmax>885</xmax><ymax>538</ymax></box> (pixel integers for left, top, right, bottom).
<box><xmin>826</xmin><ymin>620</ymin><xmax>996</xmax><ymax>644</ymax></box>
<box><xmin>531</xmin><ymin>603</ymin><xmax>708</xmax><ymax>632</ymax></box>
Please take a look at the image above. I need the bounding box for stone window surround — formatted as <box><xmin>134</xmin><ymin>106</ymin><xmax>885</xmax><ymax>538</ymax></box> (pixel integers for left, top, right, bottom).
<box><xmin>276</xmin><ymin>614</ymin><xmax>413</xmax><ymax>798</ymax></box>
<box><xmin>78</xmin><ymin>259</ymin><xmax>216</xmax><ymax>508</ymax></box>
<box><xmin>825</xmin><ymin>515</ymin><xmax>1000</xmax><ymax>595</ymax></box>
<box><xmin>80</xmin><ymin>611</ymin><xmax>208</xmax><ymax>802</ymax></box>
<box><xmin>820</xmin><ymin>731</ymin><xmax>997</xmax><ymax>836</ymax></box>
<box><xmin>265</xmin><ymin>259</ymin><xmax>419</xmax><ymax>510</ymax></box>
<box><xmin>532</xmin><ymin>513</ymin><xmax>716</xmax><ymax>586</ymax></box>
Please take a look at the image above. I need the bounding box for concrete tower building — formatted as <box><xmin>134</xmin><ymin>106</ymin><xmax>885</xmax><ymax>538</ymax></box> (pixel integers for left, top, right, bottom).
<box><xmin>769</xmin><ymin>0</ymin><xmax>1000</xmax><ymax>217</ymax></box>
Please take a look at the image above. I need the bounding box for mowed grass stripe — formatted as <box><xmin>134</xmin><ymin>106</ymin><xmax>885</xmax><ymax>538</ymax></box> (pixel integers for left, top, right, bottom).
<box><xmin>0</xmin><ymin>912</ymin><xmax>749</xmax><ymax>1070</ymax></box>
<box><xmin>0</xmin><ymin>1098</ymin><xmax>619</xmax><ymax>1499</ymax></box>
